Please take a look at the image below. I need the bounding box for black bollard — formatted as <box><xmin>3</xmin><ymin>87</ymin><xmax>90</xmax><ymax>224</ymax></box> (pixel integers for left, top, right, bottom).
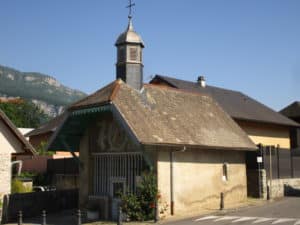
<box><xmin>117</xmin><ymin>207</ymin><xmax>123</xmax><ymax>225</ymax></box>
<box><xmin>42</xmin><ymin>210</ymin><xmax>47</xmax><ymax>225</ymax></box>
<box><xmin>77</xmin><ymin>209</ymin><xmax>82</xmax><ymax>225</ymax></box>
<box><xmin>220</xmin><ymin>192</ymin><xmax>224</xmax><ymax>210</ymax></box>
<box><xmin>18</xmin><ymin>210</ymin><xmax>23</xmax><ymax>225</ymax></box>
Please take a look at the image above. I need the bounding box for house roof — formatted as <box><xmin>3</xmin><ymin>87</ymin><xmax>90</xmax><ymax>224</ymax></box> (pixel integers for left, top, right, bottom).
<box><xmin>49</xmin><ymin>79</ymin><xmax>257</xmax><ymax>151</ymax></box>
<box><xmin>150</xmin><ymin>75</ymin><xmax>299</xmax><ymax>127</ymax></box>
<box><xmin>25</xmin><ymin>113</ymin><xmax>68</xmax><ymax>137</ymax></box>
<box><xmin>280</xmin><ymin>101</ymin><xmax>300</xmax><ymax>120</ymax></box>
<box><xmin>0</xmin><ymin>109</ymin><xmax>36</xmax><ymax>155</ymax></box>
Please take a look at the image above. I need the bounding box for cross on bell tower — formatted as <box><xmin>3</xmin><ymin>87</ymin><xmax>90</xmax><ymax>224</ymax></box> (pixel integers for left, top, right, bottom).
<box><xmin>115</xmin><ymin>1</ymin><xmax>144</xmax><ymax>90</ymax></box>
<box><xmin>126</xmin><ymin>0</ymin><xmax>135</xmax><ymax>18</ymax></box>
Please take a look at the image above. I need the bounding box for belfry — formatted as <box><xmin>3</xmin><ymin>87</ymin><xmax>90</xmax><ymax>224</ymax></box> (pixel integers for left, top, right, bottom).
<box><xmin>115</xmin><ymin>3</ymin><xmax>144</xmax><ymax>90</ymax></box>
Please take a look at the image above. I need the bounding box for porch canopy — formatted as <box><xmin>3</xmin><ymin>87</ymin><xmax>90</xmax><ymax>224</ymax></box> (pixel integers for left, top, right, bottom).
<box><xmin>48</xmin><ymin>79</ymin><xmax>257</xmax><ymax>152</ymax></box>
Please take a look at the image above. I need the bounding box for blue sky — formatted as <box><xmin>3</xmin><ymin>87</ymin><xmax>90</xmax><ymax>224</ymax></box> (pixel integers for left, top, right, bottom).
<box><xmin>0</xmin><ymin>0</ymin><xmax>299</xmax><ymax>110</ymax></box>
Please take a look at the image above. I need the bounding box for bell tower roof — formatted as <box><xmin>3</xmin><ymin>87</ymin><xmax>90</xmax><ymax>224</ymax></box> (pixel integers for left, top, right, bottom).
<box><xmin>115</xmin><ymin>17</ymin><xmax>144</xmax><ymax>47</ymax></box>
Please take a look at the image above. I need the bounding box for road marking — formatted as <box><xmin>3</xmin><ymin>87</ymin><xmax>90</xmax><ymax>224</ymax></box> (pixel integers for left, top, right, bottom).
<box><xmin>252</xmin><ymin>218</ymin><xmax>274</xmax><ymax>224</ymax></box>
<box><xmin>232</xmin><ymin>217</ymin><xmax>257</xmax><ymax>223</ymax></box>
<box><xmin>272</xmin><ymin>218</ymin><xmax>296</xmax><ymax>224</ymax></box>
<box><xmin>214</xmin><ymin>216</ymin><xmax>239</xmax><ymax>221</ymax></box>
<box><xmin>194</xmin><ymin>215</ymin><xmax>220</xmax><ymax>221</ymax></box>
<box><xmin>195</xmin><ymin>215</ymin><xmax>300</xmax><ymax>224</ymax></box>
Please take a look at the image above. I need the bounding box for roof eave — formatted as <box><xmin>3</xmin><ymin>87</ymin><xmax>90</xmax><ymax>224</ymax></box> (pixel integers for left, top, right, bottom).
<box><xmin>140</xmin><ymin>142</ymin><xmax>257</xmax><ymax>151</ymax></box>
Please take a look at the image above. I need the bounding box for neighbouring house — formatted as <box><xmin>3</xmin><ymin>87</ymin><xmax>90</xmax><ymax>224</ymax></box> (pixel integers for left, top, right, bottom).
<box><xmin>280</xmin><ymin>101</ymin><xmax>300</xmax><ymax>150</ymax></box>
<box><xmin>21</xmin><ymin>113</ymin><xmax>78</xmax><ymax>174</ymax></box>
<box><xmin>0</xmin><ymin>110</ymin><xmax>36</xmax><ymax>197</ymax></box>
<box><xmin>150</xmin><ymin>75</ymin><xmax>300</xmax><ymax>198</ymax></box>
<box><xmin>48</xmin><ymin>79</ymin><xmax>256</xmax><ymax>219</ymax></box>
<box><xmin>18</xmin><ymin>128</ymin><xmax>33</xmax><ymax>141</ymax></box>
<box><xmin>150</xmin><ymin>75</ymin><xmax>299</xmax><ymax>150</ymax></box>
<box><xmin>25</xmin><ymin>113</ymin><xmax>66</xmax><ymax>149</ymax></box>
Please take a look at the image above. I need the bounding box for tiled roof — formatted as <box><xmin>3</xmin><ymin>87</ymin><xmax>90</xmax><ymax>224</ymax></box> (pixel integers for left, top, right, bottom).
<box><xmin>150</xmin><ymin>75</ymin><xmax>299</xmax><ymax>127</ymax></box>
<box><xmin>49</xmin><ymin>79</ymin><xmax>257</xmax><ymax>151</ymax></box>
<box><xmin>280</xmin><ymin>101</ymin><xmax>300</xmax><ymax>120</ymax></box>
<box><xmin>25</xmin><ymin>113</ymin><xmax>68</xmax><ymax>137</ymax></box>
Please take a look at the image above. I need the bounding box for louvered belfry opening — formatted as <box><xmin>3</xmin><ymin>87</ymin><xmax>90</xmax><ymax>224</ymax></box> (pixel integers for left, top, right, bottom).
<box><xmin>93</xmin><ymin>152</ymin><xmax>145</xmax><ymax>196</ymax></box>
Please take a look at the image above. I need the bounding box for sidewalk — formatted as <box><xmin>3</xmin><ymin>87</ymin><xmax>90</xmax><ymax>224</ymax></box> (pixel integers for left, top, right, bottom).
<box><xmin>3</xmin><ymin>198</ymin><xmax>267</xmax><ymax>225</ymax></box>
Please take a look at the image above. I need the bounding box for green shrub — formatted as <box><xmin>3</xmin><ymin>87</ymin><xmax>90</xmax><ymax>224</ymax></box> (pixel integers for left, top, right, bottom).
<box><xmin>120</xmin><ymin>171</ymin><xmax>158</xmax><ymax>221</ymax></box>
<box><xmin>121</xmin><ymin>193</ymin><xmax>143</xmax><ymax>221</ymax></box>
<box><xmin>11</xmin><ymin>179</ymin><xmax>32</xmax><ymax>194</ymax></box>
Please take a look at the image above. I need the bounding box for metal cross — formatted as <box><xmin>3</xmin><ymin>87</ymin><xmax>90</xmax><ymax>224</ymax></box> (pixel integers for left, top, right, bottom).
<box><xmin>126</xmin><ymin>0</ymin><xmax>135</xmax><ymax>18</ymax></box>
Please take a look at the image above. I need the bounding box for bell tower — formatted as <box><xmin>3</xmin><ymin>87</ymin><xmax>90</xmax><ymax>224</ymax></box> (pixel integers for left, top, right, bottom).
<box><xmin>115</xmin><ymin>2</ymin><xmax>144</xmax><ymax>90</ymax></box>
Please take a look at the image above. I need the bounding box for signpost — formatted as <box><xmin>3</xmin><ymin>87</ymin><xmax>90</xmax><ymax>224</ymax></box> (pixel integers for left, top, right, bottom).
<box><xmin>257</xmin><ymin>156</ymin><xmax>263</xmax><ymax>198</ymax></box>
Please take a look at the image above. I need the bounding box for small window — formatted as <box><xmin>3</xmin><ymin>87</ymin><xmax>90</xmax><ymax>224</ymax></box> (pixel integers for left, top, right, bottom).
<box><xmin>129</xmin><ymin>47</ymin><xmax>138</xmax><ymax>61</ymax></box>
<box><xmin>222</xmin><ymin>163</ymin><xmax>228</xmax><ymax>181</ymax></box>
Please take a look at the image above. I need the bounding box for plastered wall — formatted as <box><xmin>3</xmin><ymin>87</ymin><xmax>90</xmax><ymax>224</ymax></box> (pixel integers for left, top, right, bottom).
<box><xmin>157</xmin><ymin>149</ymin><xmax>247</xmax><ymax>217</ymax></box>
<box><xmin>237</xmin><ymin>120</ymin><xmax>291</xmax><ymax>149</ymax></box>
<box><xmin>0</xmin><ymin>152</ymin><xmax>11</xmax><ymax>197</ymax></box>
<box><xmin>0</xmin><ymin>120</ymin><xmax>23</xmax><ymax>154</ymax></box>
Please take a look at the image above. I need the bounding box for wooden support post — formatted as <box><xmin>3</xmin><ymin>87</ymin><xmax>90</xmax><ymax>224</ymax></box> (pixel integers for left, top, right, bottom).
<box><xmin>291</xmin><ymin>149</ymin><xmax>294</xmax><ymax>178</ymax></box>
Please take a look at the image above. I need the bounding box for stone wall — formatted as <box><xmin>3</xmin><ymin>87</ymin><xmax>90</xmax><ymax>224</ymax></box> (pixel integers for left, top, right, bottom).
<box><xmin>0</xmin><ymin>152</ymin><xmax>11</xmax><ymax>198</ymax></box>
<box><xmin>269</xmin><ymin>178</ymin><xmax>300</xmax><ymax>199</ymax></box>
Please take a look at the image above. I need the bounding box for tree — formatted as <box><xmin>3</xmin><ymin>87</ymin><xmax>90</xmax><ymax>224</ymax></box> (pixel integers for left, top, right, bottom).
<box><xmin>0</xmin><ymin>100</ymin><xmax>50</xmax><ymax>128</ymax></box>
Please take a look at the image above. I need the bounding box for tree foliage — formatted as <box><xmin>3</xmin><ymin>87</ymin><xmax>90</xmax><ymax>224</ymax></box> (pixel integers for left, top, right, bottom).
<box><xmin>0</xmin><ymin>100</ymin><xmax>50</xmax><ymax>128</ymax></box>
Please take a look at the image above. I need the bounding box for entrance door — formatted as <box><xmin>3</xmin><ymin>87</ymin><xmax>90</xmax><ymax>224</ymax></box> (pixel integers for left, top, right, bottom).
<box><xmin>110</xmin><ymin>178</ymin><xmax>126</xmax><ymax>220</ymax></box>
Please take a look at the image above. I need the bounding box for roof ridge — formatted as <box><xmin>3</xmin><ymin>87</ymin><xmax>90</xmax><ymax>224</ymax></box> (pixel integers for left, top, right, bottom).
<box><xmin>110</xmin><ymin>79</ymin><xmax>123</xmax><ymax>101</ymax></box>
<box><xmin>144</xmin><ymin>83</ymin><xmax>211</xmax><ymax>98</ymax></box>
<box><xmin>154</xmin><ymin>74</ymin><xmax>243</xmax><ymax>94</ymax></box>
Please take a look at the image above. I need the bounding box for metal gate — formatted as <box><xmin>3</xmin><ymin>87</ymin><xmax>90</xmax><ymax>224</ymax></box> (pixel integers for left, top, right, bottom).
<box><xmin>92</xmin><ymin>152</ymin><xmax>144</xmax><ymax>196</ymax></box>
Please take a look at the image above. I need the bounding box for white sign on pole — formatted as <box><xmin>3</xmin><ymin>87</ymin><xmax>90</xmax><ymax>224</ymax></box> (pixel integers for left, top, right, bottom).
<box><xmin>257</xmin><ymin>156</ymin><xmax>263</xmax><ymax>163</ymax></box>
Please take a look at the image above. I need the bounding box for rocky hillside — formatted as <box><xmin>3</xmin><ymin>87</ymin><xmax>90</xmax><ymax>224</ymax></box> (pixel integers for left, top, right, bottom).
<box><xmin>0</xmin><ymin>65</ymin><xmax>87</xmax><ymax>117</ymax></box>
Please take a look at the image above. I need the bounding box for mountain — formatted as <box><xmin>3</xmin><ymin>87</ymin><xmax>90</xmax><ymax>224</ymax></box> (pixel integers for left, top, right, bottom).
<box><xmin>0</xmin><ymin>65</ymin><xmax>87</xmax><ymax>117</ymax></box>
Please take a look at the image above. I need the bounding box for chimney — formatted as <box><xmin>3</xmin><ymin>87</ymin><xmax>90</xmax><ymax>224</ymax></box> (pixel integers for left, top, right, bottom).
<box><xmin>197</xmin><ymin>76</ymin><xmax>206</xmax><ymax>88</ymax></box>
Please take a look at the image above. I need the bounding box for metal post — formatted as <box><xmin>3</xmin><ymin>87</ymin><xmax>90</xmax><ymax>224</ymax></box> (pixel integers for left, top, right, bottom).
<box><xmin>117</xmin><ymin>207</ymin><xmax>123</xmax><ymax>225</ymax></box>
<box><xmin>276</xmin><ymin>145</ymin><xmax>280</xmax><ymax>179</ymax></box>
<box><xmin>42</xmin><ymin>210</ymin><xmax>46</xmax><ymax>225</ymax></box>
<box><xmin>18</xmin><ymin>210</ymin><xmax>22</xmax><ymax>225</ymax></box>
<box><xmin>258</xmin><ymin>161</ymin><xmax>261</xmax><ymax>198</ymax></box>
<box><xmin>77</xmin><ymin>209</ymin><xmax>82</xmax><ymax>225</ymax></box>
<box><xmin>269</xmin><ymin>146</ymin><xmax>272</xmax><ymax>200</ymax></box>
<box><xmin>220</xmin><ymin>192</ymin><xmax>224</xmax><ymax>210</ymax></box>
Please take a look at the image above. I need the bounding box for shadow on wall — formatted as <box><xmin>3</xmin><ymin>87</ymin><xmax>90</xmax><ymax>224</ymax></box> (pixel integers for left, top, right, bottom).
<box><xmin>284</xmin><ymin>185</ymin><xmax>300</xmax><ymax>197</ymax></box>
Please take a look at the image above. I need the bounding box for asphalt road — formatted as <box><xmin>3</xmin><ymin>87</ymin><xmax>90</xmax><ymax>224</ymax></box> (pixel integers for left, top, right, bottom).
<box><xmin>167</xmin><ymin>197</ymin><xmax>300</xmax><ymax>225</ymax></box>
